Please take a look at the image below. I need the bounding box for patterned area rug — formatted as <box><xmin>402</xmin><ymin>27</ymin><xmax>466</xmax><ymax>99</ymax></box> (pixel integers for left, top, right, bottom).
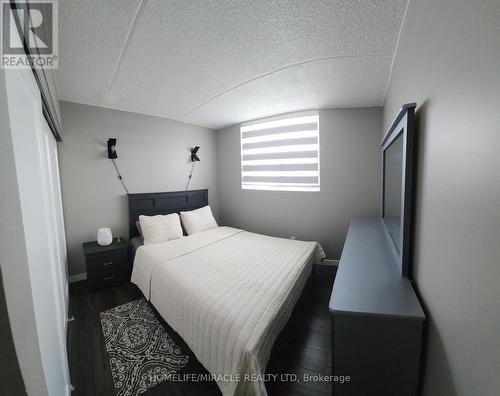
<box><xmin>100</xmin><ymin>299</ymin><xmax>189</xmax><ymax>396</ymax></box>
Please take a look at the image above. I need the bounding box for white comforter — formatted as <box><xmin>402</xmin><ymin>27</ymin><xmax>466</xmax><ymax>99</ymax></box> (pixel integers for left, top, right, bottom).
<box><xmin>131</xmin><ymin>226</ymin><xmax>325</xmax><ymax>396</ymax></box>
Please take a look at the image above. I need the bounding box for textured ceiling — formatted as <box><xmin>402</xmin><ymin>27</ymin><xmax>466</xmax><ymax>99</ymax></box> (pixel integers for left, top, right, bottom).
<box><xmin>57</xmin><ymin>0</ymin><xmax>408</xmax><ymax>129</ymax></box>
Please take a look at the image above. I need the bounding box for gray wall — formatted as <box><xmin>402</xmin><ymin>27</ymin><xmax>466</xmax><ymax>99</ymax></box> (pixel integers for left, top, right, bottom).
<box><xmin>216</xmin><ymin>107</ymin><xmax>382</xmax><ymax>259</ymax></box>
<box><xmin>383</xmin><ymin>0</ymin><xmax>500</xmax><ymax>395</ymax></box>
<box><xmin>0</xmin><ymin>271</ymin><xmax>25</xmax><ymax>395</ymax></box>
<box><xmin>58</xmin><ymin>102</ymin><xmax>218</xmax><ymax>276</ymax></box>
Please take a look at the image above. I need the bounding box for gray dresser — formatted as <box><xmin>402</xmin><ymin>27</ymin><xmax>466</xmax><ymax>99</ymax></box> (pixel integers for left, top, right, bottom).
<box><xmin>329</xmin><ymin>217</ymin><xmax>425</xmax><ymax>396</ymax></box>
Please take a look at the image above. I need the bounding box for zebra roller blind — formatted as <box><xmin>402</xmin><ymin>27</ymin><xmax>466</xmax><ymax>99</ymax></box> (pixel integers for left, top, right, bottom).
<box><xmin>241</xmin><ymin>111</ymin><xmax>320</xmax><ymax>192</ymax></box>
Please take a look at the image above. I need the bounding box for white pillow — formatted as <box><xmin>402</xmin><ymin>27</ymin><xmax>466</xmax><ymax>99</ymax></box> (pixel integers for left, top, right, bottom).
<box><xmin>180</xmin><ymin>205</ymin><xmax>218</xmax><ymax>235</ymax></box>
<box><xmin>138</xmin><ymin>213</ymin><xmax>183</xmax><ymax>245</ymax></box>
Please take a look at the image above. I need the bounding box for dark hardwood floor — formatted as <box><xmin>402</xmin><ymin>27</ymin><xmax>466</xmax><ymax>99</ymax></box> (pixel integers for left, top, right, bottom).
<box><xmin>68</xmin><ymin>265</ymin><xmax>336</xmax><ymax>396</ymax></box>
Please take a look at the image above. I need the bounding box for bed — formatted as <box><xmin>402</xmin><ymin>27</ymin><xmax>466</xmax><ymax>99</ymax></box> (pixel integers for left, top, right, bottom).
<box><xmin>128</xmin><ymin>190</ymin><xmax>325</xmax><ymax>396</ymax></box>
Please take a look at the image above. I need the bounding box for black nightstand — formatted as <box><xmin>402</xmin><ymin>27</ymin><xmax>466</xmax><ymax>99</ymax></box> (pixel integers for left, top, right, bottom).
<box><xmin>82</xmin><ymin>238</ymin><xmax>129</xmax><ymax>291</ymax></box>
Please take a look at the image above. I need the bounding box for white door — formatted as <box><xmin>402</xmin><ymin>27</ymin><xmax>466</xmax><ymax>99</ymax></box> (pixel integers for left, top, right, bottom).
<box><xmin>4</xmin><ymin>64</ymin><xmax>70</xmax><ymax>395</ymax></box>
<box><xmin>41</xmin><ymin>119</ymin><xmax>70</xmax><ymax>324</ymax></box>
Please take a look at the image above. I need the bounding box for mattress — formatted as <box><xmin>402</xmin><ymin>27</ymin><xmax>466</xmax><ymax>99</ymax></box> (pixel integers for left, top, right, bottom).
<box><xmin>131</xmin><ymin>226</ymin><xmax>325</xmax><ymax>396</ymax></box>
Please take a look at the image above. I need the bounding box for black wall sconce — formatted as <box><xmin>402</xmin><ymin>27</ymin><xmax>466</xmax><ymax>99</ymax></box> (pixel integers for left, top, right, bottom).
<box><xmin>186</xmin><ymin>146</ymin><xmax>201</xmax><ymax>191</ymax></box>
<box><xmin>107</xmin><ymin>138</ymin><xmax>128</xmax><ymax>194</ymax></box>
<box><xmin>191</xmin><ymin>146</ymin><xmax>200</xmax><ymax>162</ymax></box>
<box><xmin>107</xmin><ymin>138</ymin><xmax>117</xmax><ymax>159</ymax></box>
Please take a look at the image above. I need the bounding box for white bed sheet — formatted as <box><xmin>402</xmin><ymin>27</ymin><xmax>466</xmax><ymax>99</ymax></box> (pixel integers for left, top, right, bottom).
<box><xmin>131</xmin><ymin>226</ymin><xmax>325</xmax><ymax>395</ymax></box>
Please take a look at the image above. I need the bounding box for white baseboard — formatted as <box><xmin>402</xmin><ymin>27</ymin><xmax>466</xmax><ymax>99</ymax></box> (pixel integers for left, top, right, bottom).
<box><xmin>69</xmin><ymin>273</ymin><xmax>87</xmax><ymax>283</ymax></box>
<box><xmin>321</xmin><ymin>258</ymin><xmax>339</xmax><ymax>266</ymax></box>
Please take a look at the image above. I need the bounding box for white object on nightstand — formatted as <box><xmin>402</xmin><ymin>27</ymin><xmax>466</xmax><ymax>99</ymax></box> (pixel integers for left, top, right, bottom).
<box><xmin>97</xmin><ymin>227</ymin><xmax>113</xmax><ymax>246</ymax></box>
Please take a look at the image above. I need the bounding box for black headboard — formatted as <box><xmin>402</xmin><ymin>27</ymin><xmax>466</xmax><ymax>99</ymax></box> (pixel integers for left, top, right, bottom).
<box><xmin>127</xmin><ymin>189</ymin><xmax>208</xmax><ymax>238</ymax></box>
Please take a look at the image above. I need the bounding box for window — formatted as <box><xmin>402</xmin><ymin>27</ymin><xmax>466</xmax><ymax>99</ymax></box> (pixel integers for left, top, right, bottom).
<box><xmin>240</xmin><ymin>111</ymin><xmax>320</xmax><ymax>192</ymax></box>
